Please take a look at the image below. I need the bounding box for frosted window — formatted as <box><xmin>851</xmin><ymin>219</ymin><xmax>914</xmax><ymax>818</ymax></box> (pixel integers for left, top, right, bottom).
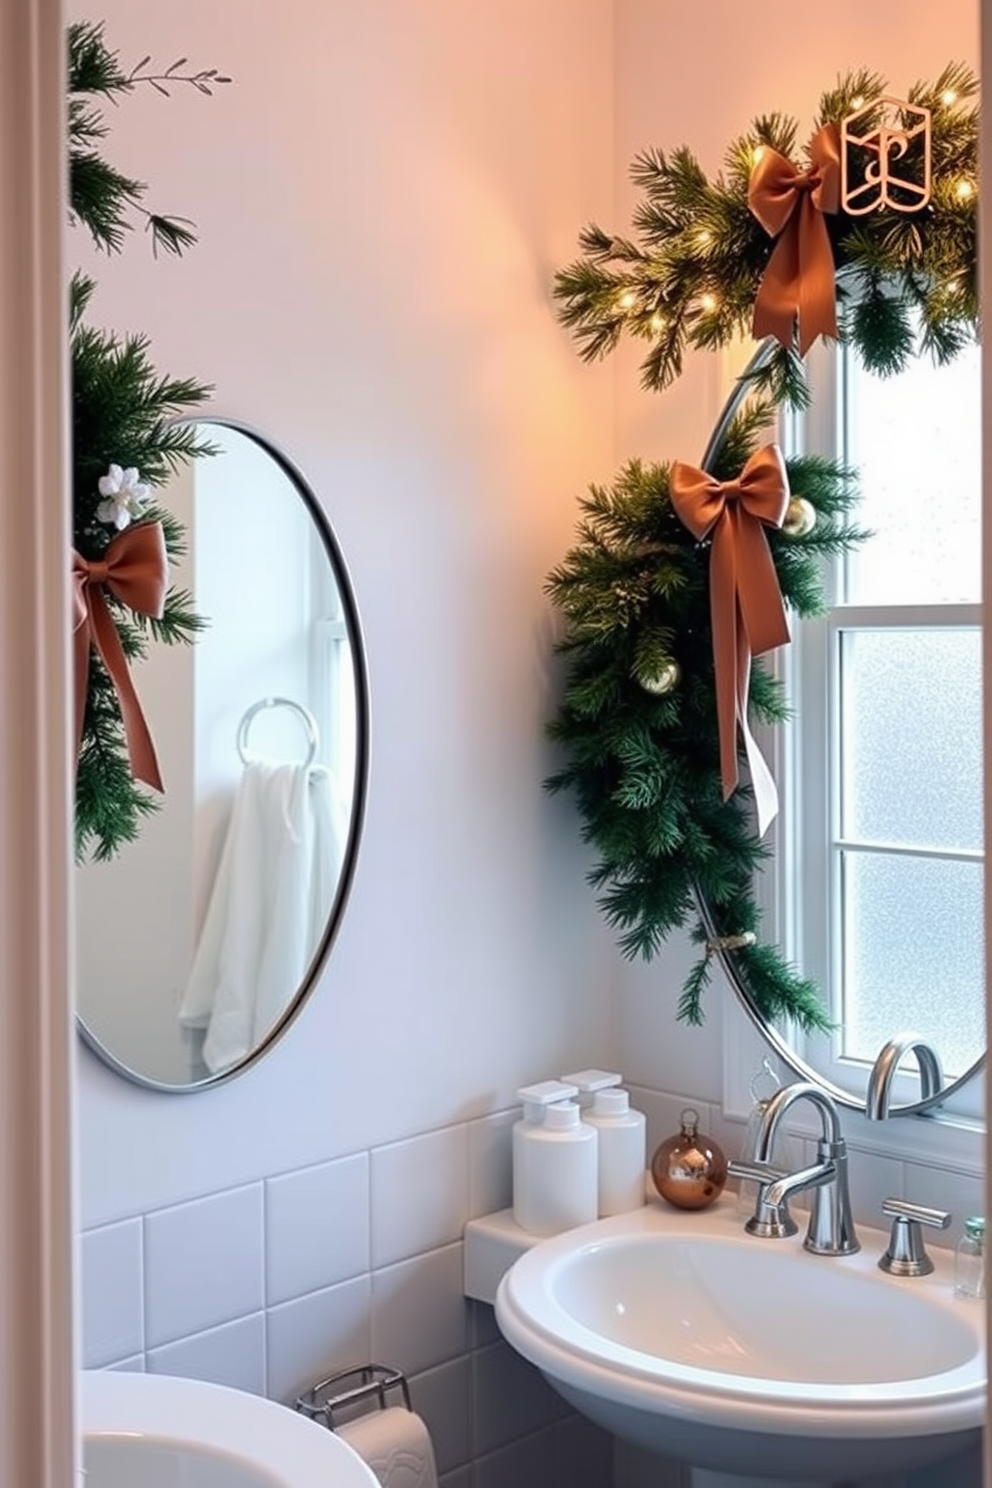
<box><xmin>844</xmin><ymin>342</ymin><xmax>981</xmax><ymax>606</ymax></box>
<box><xmin>840</xmin><ymin>629</ymin><xmax>982</xmax><ymax>851</ymax></box>
<box><xmin>840</xmin><ymin>851</ymin><xmax>984</xmax><ymax>1077</ymax></box>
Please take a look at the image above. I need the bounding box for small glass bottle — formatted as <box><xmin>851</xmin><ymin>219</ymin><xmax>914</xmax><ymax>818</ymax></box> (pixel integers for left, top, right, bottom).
<box><xmin>954</xmin><ymin>1217</ymin><xmax>986</xmax><ymax>1299</ymax></box>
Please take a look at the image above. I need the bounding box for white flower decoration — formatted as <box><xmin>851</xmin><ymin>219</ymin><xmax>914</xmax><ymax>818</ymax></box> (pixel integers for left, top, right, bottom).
<box><xmin>96</xmin><ymin>464</ymin><xmax>150</xmax><ymax>531</ymax></box>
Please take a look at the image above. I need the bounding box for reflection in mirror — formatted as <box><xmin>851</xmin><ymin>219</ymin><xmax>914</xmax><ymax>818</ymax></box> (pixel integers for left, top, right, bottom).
<box><xmin>75</xmin><ymin>421</ymin><xmax>368</xmax><ymax>1090</ymax></box>
<box><xmin>706</xmin><ymin>337</ymin><xmax>984</xmax><ymax>1116</ymax></box>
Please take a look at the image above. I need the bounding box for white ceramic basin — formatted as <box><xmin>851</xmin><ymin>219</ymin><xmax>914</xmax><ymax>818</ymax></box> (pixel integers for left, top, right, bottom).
<box><xmin>81</xmin><ymin>1371</ymin><xmax>379</xmax><ymax>1488</ymax></box>
<box><xmin>494</xmin><ymin>1199</ymin><xmax>985</xmax><ymax>1481</ymax></box>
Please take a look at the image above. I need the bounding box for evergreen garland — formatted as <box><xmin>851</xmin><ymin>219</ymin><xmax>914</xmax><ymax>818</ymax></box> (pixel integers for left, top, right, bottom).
<box><xmin>69</xmin><ymin>22</ymin><xmax>229</xmax><ymax>862</ymax></box>
<box><xmin>546</xmin><ymin>63</ymin><xmax>979</xmax><ymax>1028</ymax></box>
<box><xmin>554</xmin><ymin>65</ymin><xmax>978</xmax><ymax>409</ymax></box>
<box><xmin>546</xmin><ymin>400</ymin><xmax>868</xmax><ymax>1029</ymax></box>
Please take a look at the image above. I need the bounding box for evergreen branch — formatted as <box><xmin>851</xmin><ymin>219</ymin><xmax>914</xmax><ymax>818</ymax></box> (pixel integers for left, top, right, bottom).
<box><xmin>544</xmin><ymin>450</ymin><xmax>865</xmax><ymax>1029</ymax></box>
<box><xmin>554</xmin><ymin>66</ymin><xmax>979</xmax><ymax>407</ymax></box>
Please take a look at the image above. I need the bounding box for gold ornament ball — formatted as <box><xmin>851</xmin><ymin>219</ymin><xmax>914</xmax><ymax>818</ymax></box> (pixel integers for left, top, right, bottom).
<box><xmin>782</xmin><ymin>496</ymin><xmax>817</xmax><ymax>537</ymax></box>
<box><xmin>642</xmin><ymin>660</ymin><xmax>681</xmax><ymax>695</ymax></box>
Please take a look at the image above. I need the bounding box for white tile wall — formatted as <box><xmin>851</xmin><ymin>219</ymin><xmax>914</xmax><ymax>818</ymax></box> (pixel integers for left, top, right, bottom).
<box><xmin>80</xmin><ymin>1112</ymin><xmax>616</xmax><ymax>1488</ymax></box>
<box><xmin>81</xmin><ymin>1100</ymin><xmax>983</xmax><ymax>1488</ymax></box>
<box><xmin>144</xmin><ymin>1183</ymin><xmax>264</xmax><ymax>1347</ymax></box>
<box><xmin>370</xmin><ymin>1124</ymin><xmax>469</xmax><ymax>1267</ymax></box>
<box><xmin>265</xmin><ymin>1154</ymin><xmax>370</xmax><ymax>1305</ymax></box>
<box><xmin>147</xmin><ymin>1313</ymin><xmax>266</xmax><ymax>1395</ymax></box>
<box><xmin>81</xmin><ymin>1219</ymin><xmax>143</xmax><ymax>1366</ymax></box>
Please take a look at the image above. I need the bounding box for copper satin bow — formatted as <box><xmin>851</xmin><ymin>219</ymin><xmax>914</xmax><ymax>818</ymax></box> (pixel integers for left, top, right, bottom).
<box><xmin>72</xmin><ymin>521</ymin><xmax>168</xmax><ymax>792</ymax></box>
<box><xmin>748</xmin><ymin>123</ymin><xmax>841</xmax><ymax>356</ymax></box>
<box><xmin>670</xmin><ymin>445</ymin><xmax>791</xmax><ymax>834</ymax></box>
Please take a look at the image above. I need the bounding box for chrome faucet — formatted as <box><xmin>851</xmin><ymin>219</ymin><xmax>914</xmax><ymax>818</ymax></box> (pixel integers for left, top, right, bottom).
<box><xmin>866</xmin><ymin>1033</ymin><xmax>943</xmax><ymax>1120</ymax></box>
<box><xmin>729</xmin><ymin>1081</ymin><xmax>860</xmax><ymax>1256</ymax></box>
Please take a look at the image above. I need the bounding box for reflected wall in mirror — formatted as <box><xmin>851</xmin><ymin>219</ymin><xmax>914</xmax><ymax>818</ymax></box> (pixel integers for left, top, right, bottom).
<box><xmin>707</xmin><ymin>334</ymin><xmax>984</xmax><ymax>1116</ymax></box>
<box><xmin>75</xmin><ymin>421</ymin><xmax>369</xmax><ymax>1090</ymax></box>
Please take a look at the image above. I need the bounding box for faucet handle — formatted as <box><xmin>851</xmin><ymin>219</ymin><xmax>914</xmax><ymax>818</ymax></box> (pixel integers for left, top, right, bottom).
<box><xmin>878</xmin><ymin>1197</ymin><xmax>951</xmax><ymax>1277</ymax></box>
<box><xmin>728</xmin><ymin>1159</ymin><xmax>790</xmax><ymax>1188</ymax></box>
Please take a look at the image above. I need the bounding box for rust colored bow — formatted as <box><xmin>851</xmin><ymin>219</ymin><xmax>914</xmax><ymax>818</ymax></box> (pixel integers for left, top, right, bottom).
<box><xmin>72</xmin><ymin>521</ymin><xmax>168</xmax><ymax>792</ymax></box>
<box><xmin>670</xmin><ymin>445</ymin><xmax>791</xmax><ymax>834</ymax></box>
<box><xmin>749</xmin><ymin>123</ymin><xmax>841</xmax><ymax>356</ymax></box>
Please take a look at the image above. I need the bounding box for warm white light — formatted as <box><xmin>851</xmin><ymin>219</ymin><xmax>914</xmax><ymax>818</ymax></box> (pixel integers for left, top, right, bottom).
<box><xmin>942</xmin><ymin>88</ymin><xmax>958</xmax><ymax>106</ymax></box>
<box><xmin>696</xmin><ymin>229</ymin><xmax>711</xmax><ymax>247</ymax></box>
<box><xmin>700</xmin><ymin>293</ymin><xmax>718</xmax><ymax>313</ymax></box>
<box><xmin>851</xmin><ymin>95</ymin><xmax>864</xmax><ymax>110</ymax></box>
<box><xmin>752</xmin><ymin>144</ymin><xmax>765</xmax><ymax>166</ymax></box>
<box><xmin>955</xmin><ymin>178</ymin><xmax>974</xmax><ymax>200</ymax></box>
<box><xmin>650</xmin><ymin>312</ymin><xmax>665</xmax><ymax>334</ymax></box>
<box><xmin>618</xmin><ymin>290</ymin><xmax>637</xmax><ymax>311</ymax></box>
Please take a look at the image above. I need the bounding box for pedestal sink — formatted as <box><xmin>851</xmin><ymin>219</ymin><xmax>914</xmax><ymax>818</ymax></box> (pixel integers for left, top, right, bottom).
<box><xmin>81</xmin><ymin>1371</ymin><xmax>379</xmax><ymax>1488</ymax></box>
<box><xmin>494</xmin><ymin>1198</ymin><xmax>985</xmax><ymax>1483</ymax></box>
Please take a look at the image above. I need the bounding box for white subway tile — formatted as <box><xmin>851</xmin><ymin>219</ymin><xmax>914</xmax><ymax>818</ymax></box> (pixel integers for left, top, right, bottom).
<box><xmin>554</xmin><ymin>1414</ymin><xmax>615</xmax><ymax>1488</ymax></box>
<box><xmin>904</xmin><ymin>1161</ymin><xmax>987</xmax><ymax>1252</ymax></box>
<box><xmin>147</xmin><ymin>1313</ymin><xmax>266</xmax><ymax>1396</ymax></box>
<box><xmin>81</xmin><ymin>1219</ymin><xmax>143</xmax><ymax>1367</ymax></box>
<box><xmin>371</xmin><ymin>1126</ymin><xmax>469</xmax><ymax>1267</ymax></box>
<box><xmin>844</xmin><ymin>1148</ymin><xmax>904</xmax><ymax>1231</ymax></box>
<box><xmin>266</xmin><ymin>1153</ymin><xmax>369</xmax><ymax>1305</ymax></box>
<box><xmin>473</xmin><ymin>1425</ymin><xmax>558</xmax><ymax>1488</ymax></box>
<box><xmin>144</xmin><ymin>1184</ymin><xmax>264</xmax><ymax>1348</ymax></box>
<box><xmin>407</xmin><ymin>1356</ymin><xmax>472</xmax><ymax>1476</ymax></box>
<box><xmin>371</xmin><ymin>1243</ymin><xmax>469</xmax><ymax>1375</ymax></box>
<box><xmin>468</xmin><ymin>1111</ymin><xmax>515</xmax><ymax>1219</ymax></box>
<box><xmin>472</xmin><ymin>1340</ymin><xmax>569</xmax><ymax>1456</ymax></box>
<box><xmin>438</xmin><ymin>1470</ymin><xmax>472</xmax><ymax>1488</ymax></box>
<box><xmin>266</xmin><ymin>1274</ymin><xmax>372</xmax><ymax>1406</ymax></box>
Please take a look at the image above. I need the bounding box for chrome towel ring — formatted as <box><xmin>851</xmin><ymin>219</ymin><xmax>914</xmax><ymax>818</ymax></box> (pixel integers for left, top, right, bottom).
<box><xmin>236</xmin><ymin>696</ymin><xmax>320</xmax><ymax>768</ymax></box>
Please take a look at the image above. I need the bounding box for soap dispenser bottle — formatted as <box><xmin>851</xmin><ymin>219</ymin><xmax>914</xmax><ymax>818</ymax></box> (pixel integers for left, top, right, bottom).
<box><xmin>559</xmin><ymin>1068</ymin><xmax>623</xmax><ymax>1110</ymax></box>
<box><xmin>584</xmin><ymin>1087</ymin><xmax>647</xmax><ymax>1216</ymax></box>
<box><xmin>512</xmin><ymin>1081</ymin><xmax>597</xmax><ymax>1236</ymax></box>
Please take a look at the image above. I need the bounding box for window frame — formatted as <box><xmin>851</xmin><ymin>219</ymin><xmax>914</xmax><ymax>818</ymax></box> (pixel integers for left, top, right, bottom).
<box><xmin>745</xmin><ymin>337</ymin><xmax>985</xmax><ymax>1126</ymax></box>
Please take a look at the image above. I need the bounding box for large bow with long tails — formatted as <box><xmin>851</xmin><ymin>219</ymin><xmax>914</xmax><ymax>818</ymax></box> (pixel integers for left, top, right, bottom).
<box><xmin>72</xmin><ymin>521</ymin><xmax>168</xmax><ymax>792</ymax></box>
<box><xmin>748</xmin><ymin>123</ymin><xmax>841</xmax><ymax>356</ymax></box>
<box><xmin>669</xmin><ymin>445</ymin><xmax>791</xmax><ymax>835</ymax></box>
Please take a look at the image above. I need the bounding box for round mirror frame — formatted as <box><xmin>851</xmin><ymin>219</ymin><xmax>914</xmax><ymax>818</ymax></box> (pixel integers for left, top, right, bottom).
<box><xmin>76</xmin><ymin>418</ymin><xmax>371</xmax><ymax>1092</ymax></box>
<box><xmin>700</xmin><ymin>343</ymin><xmax>986</xmax><ymax>1117</ymax></box>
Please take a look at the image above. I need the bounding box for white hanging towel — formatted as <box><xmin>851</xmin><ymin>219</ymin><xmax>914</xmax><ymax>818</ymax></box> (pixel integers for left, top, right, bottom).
<box><xmin>179</xmin><ymin>761</ymin><xmax>344</xmax><ymax>1074</ymax></box>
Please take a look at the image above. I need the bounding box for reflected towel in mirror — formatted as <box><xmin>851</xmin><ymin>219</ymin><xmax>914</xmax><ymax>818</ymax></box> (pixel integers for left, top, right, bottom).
<box><xmin>179</xmin><ymin>761</ymin><xmax>344</xmax><ymax>1073</ymax></box>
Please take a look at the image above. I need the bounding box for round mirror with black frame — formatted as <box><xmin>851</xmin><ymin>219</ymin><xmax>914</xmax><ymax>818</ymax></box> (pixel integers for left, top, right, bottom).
<box><xmin>75</xmin><ymin>420</ymin><xmax>370</xmax><ymax>1091</ymax></box>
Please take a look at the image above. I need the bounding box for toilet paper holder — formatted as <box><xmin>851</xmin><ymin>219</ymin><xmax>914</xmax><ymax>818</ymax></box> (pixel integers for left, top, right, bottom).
<box><xmin>295</xmin><ymin>1363</ymin><xmax>412</xmax><ymax>1431</ymax></box>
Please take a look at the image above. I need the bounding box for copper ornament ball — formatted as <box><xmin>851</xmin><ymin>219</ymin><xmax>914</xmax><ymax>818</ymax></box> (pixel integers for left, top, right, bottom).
<box><xmin>651</xmin><ymin>1107</ymin><xmax>727</xmax><ymax>1210</ymax></box>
